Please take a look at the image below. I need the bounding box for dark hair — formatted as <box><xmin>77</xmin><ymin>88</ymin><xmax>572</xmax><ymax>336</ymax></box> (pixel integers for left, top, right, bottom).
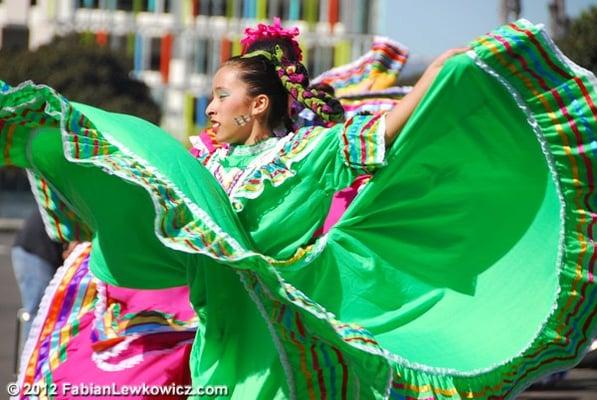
<box><xmin>223</xmin><ymin>37</ymin><xmax>344</xmax><ymax>132</ymax></box>
<box><xmin>223</xmin><ymin>55</ymin><xmax>293</xmax><ymax>133</ymax></box>
<box><xmin>243</xmin><ymin>37</ymin><xmax>310</xmax><ymax>89</ymax></box>
<box><xmin>244</xmin><ymin>37</ymin><xmax>303</xmax><ymax>63</ymax></box>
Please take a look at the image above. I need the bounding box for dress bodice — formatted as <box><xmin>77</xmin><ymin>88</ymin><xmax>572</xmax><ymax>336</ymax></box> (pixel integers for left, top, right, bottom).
<box><xmin>192</xmin><ymin>113</ymin><xmax>387</xmax><ymax>258</ymax></box>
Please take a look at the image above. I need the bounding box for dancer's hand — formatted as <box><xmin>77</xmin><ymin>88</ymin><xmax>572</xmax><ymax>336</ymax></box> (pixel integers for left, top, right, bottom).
<box><xmin>421</xmin><ymin>47</ymin><xmax>470</xmax><ymax>82</ymax></box>
<box><xmin>429</xmin><ymin>47</ymin><xmax>470</xmax><ymax>70</ymax></box>
<box><xmin>63</xmin><ymin>241</ymin><xmax>81</xmax><ymax>260</ymax></box>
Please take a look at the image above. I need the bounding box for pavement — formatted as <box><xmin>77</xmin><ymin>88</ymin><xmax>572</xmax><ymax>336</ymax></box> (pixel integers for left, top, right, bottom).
<box><xmin>0</xmin><ymin>213</ymin><xmax>596</xmax><ymax>399</ymax></box>
<box><xmin>0</xmin><ymin>229</ymin><xmax>23</xmax><ymax>395</ymax></box>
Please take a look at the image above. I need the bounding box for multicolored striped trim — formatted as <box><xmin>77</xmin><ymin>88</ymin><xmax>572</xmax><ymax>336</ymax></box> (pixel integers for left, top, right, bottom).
<box><xmin>235</xmin><ymin>19</ymin><xmax>597</xmax><ymax>400</ymax></box>
<box><xmin>192</xmin><ymin>114</ymin><xmax>386</xmax><ymax>213</ymax></box>
<box><xmin>26</xmin><ymin>171</ymin><xmax>92</xmax><ymax>243</ymax></box>
<box><xmin>239</xmin><ymin>271</ymin><xmax>392</xmax><ymax>399</ymax></box>
<box><xmin>0</xmin><ymin>80</ymin><xmax>323</xmax><ymax>267</ymax></box>
<box><xmin>200</xmin><ymin>134</ymin><xmax>293</xmax><ymax>211</ymax></box>
<box><xmin>16</xmin><ymin>243</ymin><xmax>198</xmax><ymax>391</ymax></box>
<box><xmin>1</xmin><ymin>80</ymin><xmax>351</xmax><ymax>284</ymax></box>
<box><xmin>230</xmin><ymin>125</ymin><xmax>329</xmax><ymax>207</ymax></box>
<box><xmin>445</xmin><ymin>18</ymin><xmax>597</xmax><ymax>398</ymax></box>
<box><xmin>93</xmin><ymin>281</ymin><xmax>198</xmax><ymax>340</ymax></box>
<box><xmin>340</xmin><ymin>112</ymin><xmax>386</xmax><ymax>173</ymax></box>
<box><xmin>339</xmin><ymin>86</ymin><xmax>411</xmax><ymax>100</ymax></box>
<box><xmin>17</xmin><ymin>244</ymin><xmax>96</xmax><ymax>396</ymax></box>
<box><xmin>6</xmin><ymin>19</ymin><xmax>595</xmax><ymax>399</ymax></box>
<box><xmin>262</xmin><ymin>19</ymin><xmax>596</xmax><ymax>400</ymax></box>
<box><xmin>0</xmin><ymin>118</ymin><xmax>49</xmax><ymax>168</ymax></box>
<box><xmin>312</xmin><ymin>37</ymin><xmax>409</xmax><ymax>97</ymax></box>
<box><xmin>341</xmin><ymin>96</ymin><xmax>402</xmax><ymax>120</ymax></box>
<box><xmin>188</xmin><ymin>129</ymin><xmax>227</xmax><ymax>164</ymax></box>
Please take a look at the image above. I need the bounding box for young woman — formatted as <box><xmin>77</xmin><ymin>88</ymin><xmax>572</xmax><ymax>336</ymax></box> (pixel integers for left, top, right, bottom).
<box><xmin>3</xmin><ymin>18</ymin><xmax>597</xmax><ymax>399</ymax></box>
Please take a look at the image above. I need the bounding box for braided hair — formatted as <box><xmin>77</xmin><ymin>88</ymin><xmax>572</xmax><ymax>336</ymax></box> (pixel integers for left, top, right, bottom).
<box><xmin>223</xmin><ymin>35</ymin><xmax>344</xmax><ymax>134</ymax></box>
<box><xmin>243</xmin><ymin>46</ymin><xmax>344</xmax><ymax>122</ymax></box>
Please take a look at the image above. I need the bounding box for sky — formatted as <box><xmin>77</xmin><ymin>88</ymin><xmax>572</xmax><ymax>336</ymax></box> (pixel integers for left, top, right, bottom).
<box><xmin>377</xmin><ymin>0</ymin><xmax>596</xmax><ymax>70</ymax></box>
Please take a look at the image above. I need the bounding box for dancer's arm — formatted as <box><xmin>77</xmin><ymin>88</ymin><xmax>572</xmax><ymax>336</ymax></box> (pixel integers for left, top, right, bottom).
<box><xmin>384</xmin><ymin>47</ymin><xmax>470</xmax><ymax>145</ymax></box>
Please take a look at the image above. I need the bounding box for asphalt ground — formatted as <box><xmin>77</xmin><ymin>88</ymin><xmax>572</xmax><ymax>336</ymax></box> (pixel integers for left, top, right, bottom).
<box><xmin>0</xmin><ymin>229</ymin><xmax>23</xmax><ymax>394</ymax></box>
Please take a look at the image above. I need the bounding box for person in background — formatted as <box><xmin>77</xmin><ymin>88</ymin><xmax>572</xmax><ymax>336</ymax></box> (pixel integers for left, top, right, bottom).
<box><xmin>11</xmin><ymin>208</ymin><xmax>63</xmax><ymax>337</ymax></box>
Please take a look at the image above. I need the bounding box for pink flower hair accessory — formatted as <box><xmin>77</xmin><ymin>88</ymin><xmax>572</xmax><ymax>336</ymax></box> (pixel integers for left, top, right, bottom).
<box><xmin>241</xmin><ymin>17</ymin><xmax>303</xmax><ymax>62</ymax></box>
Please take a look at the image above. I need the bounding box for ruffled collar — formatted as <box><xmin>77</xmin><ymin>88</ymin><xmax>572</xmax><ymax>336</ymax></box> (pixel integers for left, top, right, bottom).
<box><xmin>228</xmin><ymin>136</ymin><xmax>281</xmax><ymax>156</ymax></box>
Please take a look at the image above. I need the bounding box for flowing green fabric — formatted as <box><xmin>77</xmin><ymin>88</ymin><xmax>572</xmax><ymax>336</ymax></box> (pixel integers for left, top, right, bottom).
<box><xmin>1</xmin><ymin>20</ymin><xmax>596</xmax><ymax>399</ymax></box>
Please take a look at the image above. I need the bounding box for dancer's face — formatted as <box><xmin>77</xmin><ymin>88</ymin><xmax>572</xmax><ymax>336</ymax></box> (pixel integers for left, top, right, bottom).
<box><xmin>206</xmin><ymin>65</ymin><xmax>255</xmax><ymax>144</ymax></box>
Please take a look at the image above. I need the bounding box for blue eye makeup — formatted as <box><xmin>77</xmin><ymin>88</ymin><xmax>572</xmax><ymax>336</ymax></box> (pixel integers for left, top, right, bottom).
<box><xmin>214</xmin><ymin>89</ymin><xmax>229</xmax><ymax>99</ymax></box>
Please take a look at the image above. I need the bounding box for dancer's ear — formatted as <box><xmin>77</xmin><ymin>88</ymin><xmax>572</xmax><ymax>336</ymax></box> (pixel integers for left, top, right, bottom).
<box><xmin>251</xmin><ymin>94</ymin><xmax>270</xmax><ymax>117</ymax></box>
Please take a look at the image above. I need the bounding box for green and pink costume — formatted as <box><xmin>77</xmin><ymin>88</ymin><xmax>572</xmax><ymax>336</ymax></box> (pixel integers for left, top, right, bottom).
<box><xmin>2</xmin><ymin>21</ymin><xmax>597</xmax><ymax>399</ymax></box>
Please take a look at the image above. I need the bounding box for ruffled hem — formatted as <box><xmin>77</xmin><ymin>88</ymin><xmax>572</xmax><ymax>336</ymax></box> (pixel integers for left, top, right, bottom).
<box><xmin>2</xmin><ymin>19</ymin><xmax>596</xmax><ymax>399</ymax></box>
<box><xmin>311</xmin><ymin>36</ymin><xmax>409</xmax><ymax>96</ymax></box>
<box><xmin>241</xmin><ymin>19</ymin><xmax>597</xmax><ymax>399</ymax></box>
<box><xmin>16</xmin><ymin>243</ymin><xmax>93</xmax><ymax>397</ymax></box>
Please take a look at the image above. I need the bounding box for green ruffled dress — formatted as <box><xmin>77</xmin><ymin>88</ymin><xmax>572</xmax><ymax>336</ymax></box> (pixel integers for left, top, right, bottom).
<box><xmin>2</xmin><ymin>20</ymin><xmax>597</xmax><ymax>399</ymax></box>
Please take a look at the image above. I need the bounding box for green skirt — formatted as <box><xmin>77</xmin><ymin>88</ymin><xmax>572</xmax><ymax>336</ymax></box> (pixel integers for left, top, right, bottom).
<box><xmin>2</xmin><ymin>20</ymin><xmax>596</xmax><ymax>399</ymax></box>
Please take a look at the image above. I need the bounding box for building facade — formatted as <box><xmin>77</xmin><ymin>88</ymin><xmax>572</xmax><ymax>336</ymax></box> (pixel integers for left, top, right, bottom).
<box><xmin>0</xmin><ymin>0</ymin><xmax>379</xmax><ymax>139</ymax></box>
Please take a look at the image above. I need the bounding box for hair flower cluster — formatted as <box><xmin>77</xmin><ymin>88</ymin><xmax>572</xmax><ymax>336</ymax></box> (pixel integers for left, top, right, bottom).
<box><xmin>241</xmin><ymin>17</ymin><xmax>303</xmax><ymax>61</ymax></box>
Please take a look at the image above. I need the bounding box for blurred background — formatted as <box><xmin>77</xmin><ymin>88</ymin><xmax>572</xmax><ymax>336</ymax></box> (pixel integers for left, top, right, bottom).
<box><xmin>0</xmin><ymin>0</ymin><xmax>596</xmax><ymax>398</ymax></box>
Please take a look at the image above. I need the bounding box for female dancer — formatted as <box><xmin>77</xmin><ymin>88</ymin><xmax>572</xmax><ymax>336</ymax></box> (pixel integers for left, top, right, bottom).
<box><xmin>3</xmin><ymin>18</ymin><xmax>597</xmax><ymax>399</ymax></box>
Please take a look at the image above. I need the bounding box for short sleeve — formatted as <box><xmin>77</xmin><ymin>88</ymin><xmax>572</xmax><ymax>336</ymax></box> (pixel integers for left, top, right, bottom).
<box><xmin>338</xmin><ymin>112</ymin><xmax>386</xmax><ymax>173</ymax></box>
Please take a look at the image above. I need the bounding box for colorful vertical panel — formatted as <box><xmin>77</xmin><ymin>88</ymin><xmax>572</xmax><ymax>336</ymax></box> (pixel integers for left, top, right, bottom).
<box><xmin>304</xmin><ymin>0</ymin><xmax>317</xmax><ymax>26</ymax></box>
<box><xmin>191</xmin><ymin>0</ymin><xmax>200</xmax><ymax>16</ymax></box>
<box><xmin>328</xmin><ymin>0</ymin><xmax>339</xmax><ymax>25</ymax></box>
<box><xmin>126</xmin><ymin>33</ymin><xmax>135</xmax><ymax>58</ymax></box>
<box><xmin>134</xmin><ymin>33</ymin><xmax>144</xmax><ymax>74</ymax></box>
<box><xmin>225</xmin><ymin>0</ymin><xmax>234</xmax><ymax>18</ymax></box>
<box><xmin>46</xmin><ymin>0</ymin><xmax>57</xmax><ymax>17</ymax></box>
<box><xmin>196</xmin><ymin>96</ymin><xmax>209</xmax><ymax>127</ymax></box>
<box><xmin>220</xmin><ymin>38</ymin><xmax>232</xmax><ymax>64</ymax></box>
<box><xmin>231</xmin><ymin>36</ymin><xmax>242</xmax><ymax>56</ymax></box>
<box><xmin>96</xmin><ymin>31</ymin><xmax>108</xmax><ymax>47</ymax></box>
<box><xmin>334</xmin><ymin>40</ymin><xmax>351</xmax><ymax>67</ymax></box>
<box><xmin>288</xmin><ymin>0</ymin><xmax>299</xmax><ymax>20</ymax></box>
<box><xmin>160</xmin><ymin>34</ymin><xmax>173</xmax><ymax>83</ymax></box>
<box><xmin>81</xmin><ymin>31</ymin><xmax>95</xmax><ymax>46</ymax></box>
<box><xmin>242</xmin><ymin>0</ymin><xmax>250</xmax><ymax>18</ymax></box>
<box><xmin>181</xmin><ymin>0</ymin><xmax>192</xmax><ymax>20</ymax></box>
<box><xmin>132</xmin><ymin>0</ymin><xmax>142</xmax><ymax>13</ymax></box>
<box><xmin>185</xmin><ymin>93</ymin><xmax>195</xmax><ymax>137</ymax></box>
<box><xmin>256</xmin><ymin>0</ymin><xmax>266</xmax><ymax>19</ymax></box>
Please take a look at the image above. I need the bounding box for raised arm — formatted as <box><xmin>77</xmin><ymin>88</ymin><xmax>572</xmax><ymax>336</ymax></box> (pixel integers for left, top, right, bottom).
<box><xmin>385</xmin><ymin>47</ymin><xmax>470</xmax><ymax>145</ymax></box>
